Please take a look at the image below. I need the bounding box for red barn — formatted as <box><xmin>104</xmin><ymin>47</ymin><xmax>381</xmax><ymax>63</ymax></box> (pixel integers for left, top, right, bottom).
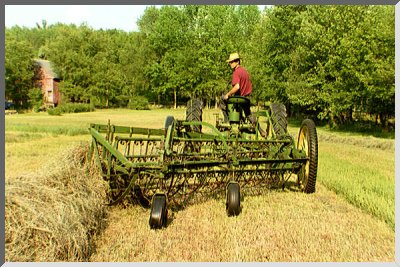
<box><xmin>34</xmin><ymin>59</ymin><xmax>61</xmax><ymax>107</ymax></box>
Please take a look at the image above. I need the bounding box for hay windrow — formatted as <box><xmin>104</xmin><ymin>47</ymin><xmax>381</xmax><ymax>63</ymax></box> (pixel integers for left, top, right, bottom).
<box><xmin>317</xmin><ymin>132</ymin><xmax>394</xmax><ymax>151</ymax></box>
<box><xmin>5</xmin><ymin>144</ymin><xmax>109</xmax><ymax>262</ymax></box>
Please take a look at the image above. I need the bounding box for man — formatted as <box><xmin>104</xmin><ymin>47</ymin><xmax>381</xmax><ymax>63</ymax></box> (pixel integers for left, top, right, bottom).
<box><xmin>221</xmin><ymin>52</ymin><xmax>254</xmax><ymax>124</ymax></box>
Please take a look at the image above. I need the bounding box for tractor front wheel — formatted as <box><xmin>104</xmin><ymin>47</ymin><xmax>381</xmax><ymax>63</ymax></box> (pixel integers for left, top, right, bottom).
<box><xmin>226</xmin><ymin>182</ymin><xmax>241</xmax><ymax>216</ymax></box>
<box><xmin>186</xmin><ymin>98</ymin><xmax>203</xmax><ymax>133</ymax></box>
<box><xmin>149</xmin><ymin>194</ymin><xmax>168</xmax><ymax>229</ymax></box>
<box><xmin>164</xmin><ymin>115</ymin><xmax>175</xmax><ymax>135</ymax></box>
<box><xmin>297</xmin><ymin>119</ymin><xmax>318</xmax><ymax>193</ymax></box>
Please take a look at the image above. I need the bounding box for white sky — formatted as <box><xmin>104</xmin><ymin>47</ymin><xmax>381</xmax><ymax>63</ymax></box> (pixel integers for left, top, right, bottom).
<box><xmin>5</xmin><ymin>5</ymin><xmax>159</xmax><ymax>32</ymax></box>
<box><xmin>5</xmin><ymin>5</ymin><xmax>268</xmax><ymax>32</ymax></box>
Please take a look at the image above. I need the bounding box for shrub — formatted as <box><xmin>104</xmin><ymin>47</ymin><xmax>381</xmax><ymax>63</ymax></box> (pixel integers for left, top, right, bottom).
<box><xmin>28</xmin><ymin>88</ymin><xmax>44</xmax><ymax>113</ymax></box>
<box><xmin>47</xmin><ymin>107</ymin><xmax>62</xmax><ymax>116</ymax></box>
<box><xmin>127</xmin><ymin>96</ymin><xmax>150</xmax><ymax>110</ymax></box>
<box><xmin>47</xmin><ymin>103</ymin><xmax>95</xmax><ymax>116</ymax></box>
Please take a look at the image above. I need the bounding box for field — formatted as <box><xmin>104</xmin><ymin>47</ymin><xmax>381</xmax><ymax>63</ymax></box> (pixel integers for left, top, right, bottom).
<box><xmin>4</xmin><ymin>108</ymin><xmax>395</xmax><ymax>262</ymax></box>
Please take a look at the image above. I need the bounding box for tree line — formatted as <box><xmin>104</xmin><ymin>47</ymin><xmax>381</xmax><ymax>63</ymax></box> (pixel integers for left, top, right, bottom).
<box><xmin>5</xmin><ymin>5</ymin><xmax>395</xmax><ymax>126</ymax></box>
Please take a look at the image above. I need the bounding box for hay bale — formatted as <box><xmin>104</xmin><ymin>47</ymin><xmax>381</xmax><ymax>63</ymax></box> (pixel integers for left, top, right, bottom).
<box><xmin>5</xmin><ymin>144</ymin><xmax>109</xmax><ymax>261</ymax></box>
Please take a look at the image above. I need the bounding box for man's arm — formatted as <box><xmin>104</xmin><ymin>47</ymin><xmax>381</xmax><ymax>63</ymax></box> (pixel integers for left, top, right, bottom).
<box><xmin>224</xmin><ymin>83</ymin><xmax>240</xmax><ymax>100</ymax></box>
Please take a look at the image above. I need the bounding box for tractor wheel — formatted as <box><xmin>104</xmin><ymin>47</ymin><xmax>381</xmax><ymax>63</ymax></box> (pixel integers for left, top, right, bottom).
<box><xmin>226</xmin><ymin>182</ymin><xmax>241</xmax><ymax>216</ymax></box>
<box><xmin>297</xmin><ymin>119</ymin><xmax>318</xmax><ymax>193</ymax></box>
<box><xmin>162</xmin><ymin>115</ymin><xmax>175</xmax><ymax>152</ymax></box>
<box><xmin>269</xmin><ymin>103</ymin><xmax>288</xmax><ymax>137</ymax></box>
<box><xmin>164</xmin><ymin>115</ymin><xmax>175</xmax><ymax>134</ymax></box>
<box><xmin>186</xmin><ymin>98</ymin><xmax>203</xmax><ymax>133</ymax></box>
<box><xmin>149</xmin><ymin>194</ymin><xmax>168</xmax><ymax>229</ymax></box>
<box><xmin>257</xmin><ymin>115</ymin><xmax>268</xmax><ymax>137</ymax></box>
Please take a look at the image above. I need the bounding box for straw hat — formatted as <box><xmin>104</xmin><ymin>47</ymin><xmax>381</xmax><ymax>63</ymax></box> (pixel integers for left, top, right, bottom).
<box><xmin>226</xmin><ymin>52</ymin><xmax>240</xmax><ymax>63</ymax></box>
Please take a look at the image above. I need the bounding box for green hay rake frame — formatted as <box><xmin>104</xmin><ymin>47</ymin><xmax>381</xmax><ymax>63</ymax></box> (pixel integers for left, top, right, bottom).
<box><xmin>88</xmin><ymin>98</ymin><xmax>318</xmax><ymax>229</ymax></box>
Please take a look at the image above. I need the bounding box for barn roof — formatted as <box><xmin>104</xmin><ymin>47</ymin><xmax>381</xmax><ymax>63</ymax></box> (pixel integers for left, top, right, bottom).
<box><xmin>34</xmin><ymin>59</ymin><xmax>60</xmax><ymax>79</ymax></box>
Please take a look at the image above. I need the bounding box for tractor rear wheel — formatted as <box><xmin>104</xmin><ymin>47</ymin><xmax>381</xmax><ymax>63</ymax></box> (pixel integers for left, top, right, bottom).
<box><xmin>269</xmin><ymin>103</ymin><xmax>288</xmax><ymax>137</ymax></box>
<box><xmin>149</xmin><ymin>194</ymin><xmax>168</xmax><ymax>229</ymax></box>
<box><xmin>226</xmin><ymin>182</ymin><xmax>241</xmax><ymax>216</ymax></box>
<box><xmin>186</xmin><ymin>98</ymin><xmax>203</xmax><ymax>133</ymax></box>
<box><xmin>297</xmin><ymin>119</ymin><xmax>318</xmax><ymax>193</ymax></box>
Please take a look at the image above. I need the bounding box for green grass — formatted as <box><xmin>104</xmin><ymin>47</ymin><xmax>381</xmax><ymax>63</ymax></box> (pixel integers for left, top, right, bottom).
<box><xmin>6</xmin><ymin>108</ymin><xmax>395</xmax><ymax>230</ymax></box>
<box><xmin>318</xmin><ymin>142</ymin><xmax>394</xmax><ymax>230</ymax></box>
<box><xmin>6</xmin><ymin>123</ymin><xmax>88</xmax><ymax>136</ymax></box>
<box><xmin>5</xmin><ymin>108</ymin><xmax>187</xmax><ymax>135</ymax></box>
<box><xmin>288</xmin><ymin>118</ymin><xmax>395</xmax><ymax>139</ymax></box>
<box><xmin>5</xmin><ymin>108</ymin><xmax>395</xmax><ymax>261</ymax></box>
<box><xmin>287</xmin><ymin>117</ymin><xmax>395</xmax><ymax>230</ymax></box>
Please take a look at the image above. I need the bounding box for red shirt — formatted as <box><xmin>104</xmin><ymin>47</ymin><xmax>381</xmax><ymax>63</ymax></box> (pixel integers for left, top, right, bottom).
<box><xmin>231</xmin><ymin>66</ymin><xmax>252</xmax><ymax>97</ymax></box>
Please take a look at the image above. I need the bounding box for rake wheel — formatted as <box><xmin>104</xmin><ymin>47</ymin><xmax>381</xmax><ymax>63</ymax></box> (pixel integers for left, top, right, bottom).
<box><xmin>297</xmin><ymin>119</ymin><xmax>318</xmax><ymax>193</ymax></box>
<box><xmin>226</xmin><ymin>182</ymin><xmax>241</xmax><ymax>216</ymax></box>
<box><xmin>149</xmin><ymin>194</ymin><xmax>168</xmax><ymax>229</ymax></box>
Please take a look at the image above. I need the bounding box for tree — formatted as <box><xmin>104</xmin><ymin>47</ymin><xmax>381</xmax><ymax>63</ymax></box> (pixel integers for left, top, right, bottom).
<box><xmin>286</xmin><ymin>5</ymin><xmax>394</xmax><ymax>126</ymax></box>
<box><xmin>139</xmin><ymin>5</ymin><xmax>192</xmax><ymax>107</ymax></box>
<box><xmin>46</xmin><ymin>24</ymin><xmax>99</xmax><ymax>103</ymax></box>
<box><xmin>248</xmin><ymin>5</ymin><xmax>306</xmax><ymax>107</ymax></box>
<box><xmin>5</xmin><ymin>4</ymin><xmax>393</xmax><ymax>125</ymax></box>
<box><xmin>249</xmin><ymin>5</ymin><xmax>394</xmax><ymax>126</ymax></box>
<box><xmin>5</xmin><ymin>27</ymin><xmax>36</xmax><ymax>108</ymax></box>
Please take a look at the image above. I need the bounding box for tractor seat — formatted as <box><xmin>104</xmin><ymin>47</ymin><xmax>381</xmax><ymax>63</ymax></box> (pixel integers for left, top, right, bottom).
<box><xmin>227</xmin><ymin>96</ymin><xmax>250</xmax><ymax>105</ymax></box>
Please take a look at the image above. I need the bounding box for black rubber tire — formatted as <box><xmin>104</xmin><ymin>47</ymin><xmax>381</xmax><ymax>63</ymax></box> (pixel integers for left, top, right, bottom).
<box><xmin>149</xmin><ymin>194</ymin><xmax>168</xmax><ymax>229</ymax></box>
<box><xmin>226</xmin><ymin>182</ymin><xmax>241</xmax><ymax>216</ymax></box>
<box><xmin>297</xmin><ymin>119</ymin><xmax>318</xmax><ymax>193</ymax></box>
<box><xmin>164</xmin><ymin>115</ymin><xmax>175</xmax><ymax>134</ymax></box>
<box><xmin>162</xmin><ymin>115</ymin><xmax>175</xmax><ymax>151</ymax></box>
<box><xmin>186</xmin><ymin>98</ymin><xmax>203</xmax><ymax>133</ymax></box>
<box><xmin>270</xmin><ymin>103</ymin><xmax>288</xmax><ymax>136</ymax></box>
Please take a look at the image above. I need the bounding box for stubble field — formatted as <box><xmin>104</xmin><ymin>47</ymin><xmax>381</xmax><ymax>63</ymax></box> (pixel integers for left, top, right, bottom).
<box><xmin>4</xmin><ymin>108</ymin><xmax>395</xmax><ymax>262</ymax></box>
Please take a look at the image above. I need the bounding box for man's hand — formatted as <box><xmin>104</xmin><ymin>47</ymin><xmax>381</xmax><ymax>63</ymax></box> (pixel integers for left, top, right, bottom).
<box><xmin>223</xmin><ymin>94</ymin><xmax>229</xmax><ymax>100</ymax></box>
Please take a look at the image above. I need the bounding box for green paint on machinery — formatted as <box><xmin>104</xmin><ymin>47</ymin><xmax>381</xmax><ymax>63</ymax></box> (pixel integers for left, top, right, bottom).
<box><xmin>88</xmin><ymin>97</ymin><xmax>318</xmax><ymax>229</ymax></box>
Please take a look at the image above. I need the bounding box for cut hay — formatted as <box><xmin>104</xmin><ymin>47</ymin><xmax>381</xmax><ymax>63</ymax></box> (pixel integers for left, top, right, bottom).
<box><xmin>5</xmin><ymin>144</ymin><xmax>109</xmax><ymax>262</ymax></box>
<box><xmin>317</xmin><ymin>132</ymin><xmax>394</xmax><ymax>151</ymax></box>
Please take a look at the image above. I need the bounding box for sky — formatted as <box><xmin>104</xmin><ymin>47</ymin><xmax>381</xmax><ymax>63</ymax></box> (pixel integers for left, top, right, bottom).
<box><xmin>5</xmin><ymin>5</ymin><xmax>153</xmax><ymax>32</ymax></box>
<box><xmin>5</xmin><ymin>5</ymin><xmax>268</xmax><ymax>32</ymax></box>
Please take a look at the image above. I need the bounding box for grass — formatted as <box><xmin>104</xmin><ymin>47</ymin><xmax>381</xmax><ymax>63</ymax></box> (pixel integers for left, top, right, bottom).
<box><xmin>287</xmin><ymin>119</ymin><xmax>395</xmax><ymax>230</ymax></box>
<box><xmin>288</xmin><ymin>117</ymin><xmax>395</xmax><ymax>139</ymax></box>
<box><xmin>5</xmin><ymin>108</ymin><xmax>395</xmax><ymax>262</ymax></box>
<box><xmin>5</xmin><ymin>132</ymin><xmax>90</xmax><ymax>178</ymax></box>
<box><xmin>318</xmin><ymin>141</ymin><xmax>394</xmax><ymax>230</ymax></box>
<box><xmin>91</xmin><ymin>186</ymin><xmax>394</xmax><ymax>262</ymax></box>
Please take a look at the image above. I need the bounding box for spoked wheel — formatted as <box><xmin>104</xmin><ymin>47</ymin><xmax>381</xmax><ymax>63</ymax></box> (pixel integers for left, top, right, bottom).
<box><xmin>297</xmin><ymin>119</ymin><xmax>318</xmax><ymax>193</ymax></box>
<box><xmin>149</xmin><ymin>193</ymin><xmax>168</xmax><ymax>229</ymax></box>
<box><xmin>226</xmin><ymin>182</ymin><xmax>241</xmax><ymax>216</ymax></box>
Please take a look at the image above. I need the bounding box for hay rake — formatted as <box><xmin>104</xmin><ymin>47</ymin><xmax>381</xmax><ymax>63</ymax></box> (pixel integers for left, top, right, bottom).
<box><xmin>88</xmin><ymin>97</ymin><xmax>318</xmax><ymax>229</ymax></box>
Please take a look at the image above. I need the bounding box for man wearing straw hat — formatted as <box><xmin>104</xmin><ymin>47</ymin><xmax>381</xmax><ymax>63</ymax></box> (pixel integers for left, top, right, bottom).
<box><xmin>221</xmin><ymin>52</ymin><xmax>255</xmax><ymax>124</ymax></box>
